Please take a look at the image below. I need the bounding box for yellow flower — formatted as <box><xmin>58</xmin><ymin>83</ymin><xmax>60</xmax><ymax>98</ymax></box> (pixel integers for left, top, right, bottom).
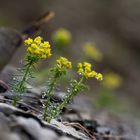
<box><xmin>77</xmin><ymin>62</ymin><xmax>103</xmax><ymax>80</ymax></box>
<box><xmin>90</xmin><ymin>71</ymin><xmax>97</xmax><ymax>77</ymax></box>
<box><xmin>27</xmin><ymin>47</ymin><xmax>33</xmax><ymax>53</ymax></box>
<box><xmin>39</xmin><ymin>49</ymin><xmax>45</xmax><ymax>53</ymax></box>
<box><xmin>41</xmin><ymin>55</ymin><xmax>47</xmax><ymax>59</ymax></box>
<box><xmin>48</xmin><ymin>53</ymin><xmax>52</xmax><ymax>58</ymax></box>
<box><xmin>24</xmin><ymin>38</ymin><xmax>33</xmax><ymax>45</ymax></box>
<box><xmin>85</xmin><ymin>66</ymin><xmax>91</xmax><ymax>72</ymax></box>
<box><xmin>96</xmin><ymin>73</ymin><xmax>103</xmax><ymax>81</ymax></box>
<box><xmin>31</xmin><ymin>44</ymin><xmax>38</xmax><ymax>49</ymax></box>
<box><xmin>34</xmin><ymin>36</ymin><xmax>42</xmax><ymax>44</ymax></box>
<box><xmin>78</xmin><ymin>68</ymin><xmax>83</xmax><ymax>75</ymax></box>
<box><xmin>34</xmin><ymin>49</ymin><xmax>40</xmax><ymax>55</ymax></box>
<box><xmin>77</xmin><ymin>63</ymin><xmax>82</xmax><ymax>68</ymax></box>
<box><xmin>24</xmin><ymin>36</ymin><xmax>52</xmax><ymax>60</ymax></box>
<box><xmin>83</xmin><ymin>62</ymin><xmax>91</xmax><ymax>68</ymax></box>
<box><xmin>56</xmin><ymin>57</ymin><xmax>72</xmax><ymax>69</ymax></box>
<box><xmin>43</xmin><ymin>41</ymin><xmax>51</xmax><ymax>48</ymax></box>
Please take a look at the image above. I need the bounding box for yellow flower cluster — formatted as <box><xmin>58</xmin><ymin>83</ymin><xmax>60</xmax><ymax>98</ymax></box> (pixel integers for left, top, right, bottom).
<box><xmin>52</xmin><ymin>28</ymin><xmax>72</xmax><ymax>47</ymax></box>
<box><xmin>56</xmin><ymin>57</ymin><xmax>72</xmax><ymax>69</ymax></box>
<box><xmin>83</xmin><ymin>43</ymin><xmax>103</xmax><ymax>62</ymax></box>
<box><xmin>24</xmin><ymin>36</ymin><xmax>52</xmax><ymax>59</ymax></box>
<box><xmin>102</xmin><ymin>72</ymin><xmax>122</xmax><ymax>89</ymax></box>
<box><xmin>77</xmin><ymin>62</ymin><xmax>103</xmax><ymax>80</ymax></box>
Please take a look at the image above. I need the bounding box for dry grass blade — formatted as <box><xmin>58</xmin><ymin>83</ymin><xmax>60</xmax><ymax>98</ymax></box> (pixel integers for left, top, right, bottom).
<box><xmin>63</xmin><ymin>122</ymin><xmax>96</xmax><ymax>140</ymax></box>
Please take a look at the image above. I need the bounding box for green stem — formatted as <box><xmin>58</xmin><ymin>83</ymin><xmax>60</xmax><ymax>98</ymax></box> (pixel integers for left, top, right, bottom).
<box><xmin>12</xmin><ymin>97</ymin><xmax>18</xmax><ymax>106</ymax></box>
<box><xmin>18</xmin><ymin>60</ymin><xmax>33</xmax><ymax>91</ymax></box>
<box><xmin>48</xmin><ymin>76</ymin><xmax>85</xmax><ymax>122</ymax></box>
<box><xmin>43</xmin><ymin>76</ymin><xmax>57</xmax><ymax>120</ymax></box>
<box><xmin>13</xmin><ymin>60</ymin><xmax>33</xmax><ymax>106</ymax></box>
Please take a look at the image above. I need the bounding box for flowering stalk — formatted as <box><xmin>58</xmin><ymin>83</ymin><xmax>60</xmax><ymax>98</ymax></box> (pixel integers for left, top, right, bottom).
<box><xmin>47</xmin><ymin>76</ymin><xmax>85</xmax><ymax>122</ymax></box>
<box><xmin>12</xmin><ymin>60</ymin><xmax>34</xmax><ymax>106</ymax></box>
<box><xmin>47</xmin><ymin>62</ymin><xmax>103</xmax><ymax>122</ymax></box>
<box><xmin>43</xmin><ymin>56</ymin><xmax>72</xmax><ymax>121</ymax></box>
<box><xmin>12</xmin><ymin>36</ymin><xmax>52</xmax><ymax>106</ymax></box>
<box><xmin>43</xmin><ymin>76</ymin><xmax>58</xmax><ymax>120</ymax></box>
<box><xmin>15</xmin><ymin>60</ymin><xmax>34</xmax><ymax>92</ymax></box>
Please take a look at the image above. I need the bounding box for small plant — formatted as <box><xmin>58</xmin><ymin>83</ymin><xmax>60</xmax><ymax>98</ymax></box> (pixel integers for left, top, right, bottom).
<box><xmin>12</xmin><ymin>36</ymin><xmax>52</xmax><ymax>105</ymax></box>
<box><xmin>43</xmin><ymin>61</ymin><xmax>103</xmax><ymax>122</ymax></box>
<box><xmin>11</xmin><ymin>36</ymin><xmax>103</xmax><ymax>123</ymax></box>
<box><xmin>42</xmin><ymin>56</ymin><xmax>72</xmax><ymax>121</ymax></box>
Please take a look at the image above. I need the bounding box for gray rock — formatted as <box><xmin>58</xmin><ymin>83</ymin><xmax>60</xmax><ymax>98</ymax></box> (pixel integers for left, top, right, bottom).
<box><xmin>0</xmin><ymin>28</ymin><xmax>22</xmax><ymax>71</ymax></box>
<box><xmin>0</xmin><ymin>103</ymin><xmax>90</xmax><ymax>140</ymax></box>
<box><xmin>0</xmin><ymin>65</ymin><xmax>17</xmax><ymax>84</ymax></box>
<box><xmin>58</xmin><ymin>137</ymin><xmax>74</xmax><ymax>140</ymax></box>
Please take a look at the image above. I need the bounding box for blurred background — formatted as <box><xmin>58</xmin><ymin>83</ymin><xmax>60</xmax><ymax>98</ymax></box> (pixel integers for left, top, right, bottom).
<box><xmin>0</xmin><ymin>0</ymin><xmax>140</xmax><ymax>117</ymax></box>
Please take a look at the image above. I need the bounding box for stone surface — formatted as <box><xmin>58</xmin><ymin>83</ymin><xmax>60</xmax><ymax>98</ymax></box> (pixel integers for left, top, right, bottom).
<box><xmin>0</xmin><ymin>103</ymin><xmax>90</xmax><ymax>140</ymax></box>
<box><xmin>0</xmin><ymin>28</ymin><xmax>22</xmax><ymax>71</ymax></box>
